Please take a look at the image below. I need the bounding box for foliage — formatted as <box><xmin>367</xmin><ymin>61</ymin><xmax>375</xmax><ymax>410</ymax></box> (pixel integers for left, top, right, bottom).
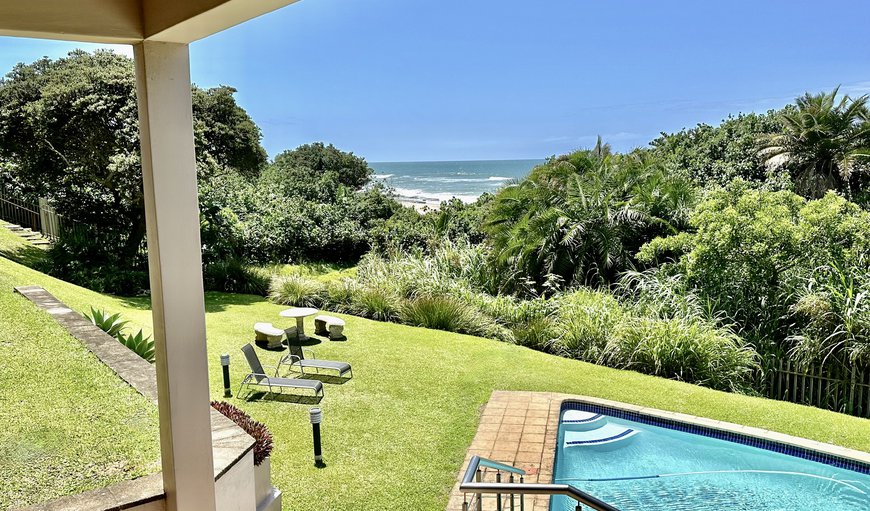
<box><xmin>484</xmin><ymin>141</ymin><xmax>697</xmax><ymax>291</ymax></box>
<box><xmin>211</xmin><ymin>401</ymin><xmax>273</xmax><ymax>465</ymax></box>
<box><xmin>603</xmin><ymin>317</ymin><xmax>758</xmax><ymax>392</ymax></box>
<box><xmin>199</xmin><ymin>159</ymin><xmax>399</xmax><ymax>266</ymax></box>
<box><xmin>788</xmin><ymin>259</ymin><xmax>870</xmax><ymax>367</ymax></box>
<box><xmin>260</xmin><ymin>142</ymin><xmax>372</xmax><ymax>195</ymax></box>
<box><xmin>639</xmin><ymin>183</ymin><xmax>870</xmax><ymax>360</ymax></box>
<box><xmin>268</xmin><ymin>274</ymin><xmax>325</xmax><ymax>307</ymax></box>
<box><xmin>369</xmin><ymin>197</ymin><xmax>492</xmax><ymax>255</ymax></box>
<box><xmin>117</xmin><ymin>329</ymin><xmax>156</xmax><ymax>363</ymax></box>
<box><xmin>203</xmin><ymin>258</ymin><xmax>270</xmax><ymax>296</ymax></box>
<box><xmin>651</xmin><ymin>110</ymin><xmax>785</xmax><ymax>187</ymax></box>
<box><xmin>348</xmin><ymin>285</ymin><xmax>401</xmax><ymax>321</ymax></box>
<box><xmin>399</xmin><ymin>295</ymin><xmax>503</xmax><ymax>338</ymax></box>
<box><xmin>0</xmin><ymin>51</ymin><xmax>266</xmax><ymax>294</ymax></box>
<box><xmin>85</xmin><ymin>307</ymin><xmax>155</xmax><ymax>363</ymax></box>
<box><xmin>760</xmin><ymin>88</ymin><xmax>870</xmax><ymax>200</ymax></box>
<box><xmin>84</xmin><ymin>307</ymin><xmax>128</xmax><ymax>337</ymax></box>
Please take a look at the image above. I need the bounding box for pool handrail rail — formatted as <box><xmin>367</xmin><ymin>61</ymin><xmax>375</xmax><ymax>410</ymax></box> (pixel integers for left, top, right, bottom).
<box><xmin>460</xmin><ymin>455</ymin><xmax>622</xmax><ymax>511</ymax></box>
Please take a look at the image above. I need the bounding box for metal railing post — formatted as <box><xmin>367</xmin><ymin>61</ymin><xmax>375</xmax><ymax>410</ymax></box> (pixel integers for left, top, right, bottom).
<box><xmin>496</xmin><ymin>471</ymin><xmax>502</xmax><ymax>511</ymax></box>
<box><xmin>509</xmin><ymin>474</ymin><xmax>515</xmax><ymax>511</ymax></box>
<box><xmin>519</xmin><ymin>475</ymin><xmax>525</xmax><ymax>511</ymax></box>
<box><xmin>476</xmin><ymin>469</ymin><xmax>483</xmax><ymax>511</ymax></box>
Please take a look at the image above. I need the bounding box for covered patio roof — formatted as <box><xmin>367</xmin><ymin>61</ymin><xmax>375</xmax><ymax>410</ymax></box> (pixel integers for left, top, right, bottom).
<box><xmin>0</xmin><ymin>0</ymin><xmax>298</xmax><ymax>44</ymax></box>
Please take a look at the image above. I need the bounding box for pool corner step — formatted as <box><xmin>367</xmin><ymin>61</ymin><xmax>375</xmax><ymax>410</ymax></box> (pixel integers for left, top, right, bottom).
<box><xmin>563</xmin><ymin>423</ymin><xmax>639</xmax><ymax>450</ymax></box>
<box><xmin>561</xmin><ymin>410</ymin><xmax>607</xmax><ymax>431</ymax></box>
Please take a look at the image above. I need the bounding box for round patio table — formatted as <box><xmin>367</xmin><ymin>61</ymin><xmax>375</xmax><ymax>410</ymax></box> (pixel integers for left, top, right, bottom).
<box><xmin>279</xmin><ymin>307</ymin><xmax>318</xmax><ymax>342</ymax></box>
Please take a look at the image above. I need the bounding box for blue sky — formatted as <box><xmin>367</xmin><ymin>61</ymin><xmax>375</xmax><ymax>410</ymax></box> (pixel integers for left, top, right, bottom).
<box><xmin>1</xmin><ymin>0</ymin><xmax>869</xmax><ymax>162</ymax></box>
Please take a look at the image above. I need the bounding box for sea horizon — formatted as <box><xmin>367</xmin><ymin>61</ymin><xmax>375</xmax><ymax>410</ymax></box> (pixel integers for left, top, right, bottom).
<box><xmin>370</xmin><ymin>158</ymin><xmax>543</xmax><ymax>207</ymax></box>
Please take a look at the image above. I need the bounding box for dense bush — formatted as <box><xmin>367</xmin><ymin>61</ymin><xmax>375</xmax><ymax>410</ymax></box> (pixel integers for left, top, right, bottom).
<box><xmin>639</xmin><ymin>183</ymin><xmax>870</xmax><ymax>363</ymax></box>
<box><xmin>484</xmin><ymin>143</ymin><xmax>697</xmax><ymax>291</ymax></box>
<box><xmin>203</xmin><ymin>258</ymin><xmax>270</xmax><ymax>296</ymax></box>
<box><xmin>266</xmin><ymin>244</ymin><xmax>758</xmax><ymax>391</ymax></box>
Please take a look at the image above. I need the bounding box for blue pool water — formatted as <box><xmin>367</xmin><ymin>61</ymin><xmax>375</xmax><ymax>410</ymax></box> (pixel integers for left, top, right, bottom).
<box><xmin>551</xmin><ymin>406</ymin><xmax>870</xmax><ymax>511</ymax></box>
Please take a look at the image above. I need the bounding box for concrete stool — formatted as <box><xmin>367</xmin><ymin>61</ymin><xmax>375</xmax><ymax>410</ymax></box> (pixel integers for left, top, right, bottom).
<box><xmin>254</xmin><ymin>322</ymin><xmax>285</xmax><ymax>349</ymax></box>
<box><xmin>314</xmin><ymin>315</ymin><xmax>346</xmax><ymax>340</ymax></box>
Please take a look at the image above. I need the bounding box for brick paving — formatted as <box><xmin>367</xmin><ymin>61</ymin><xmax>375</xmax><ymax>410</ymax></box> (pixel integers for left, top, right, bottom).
<box><xmin>446</xmin><ymin>391</ymin><xmax>570</xmax><ymax>511</ymax></box>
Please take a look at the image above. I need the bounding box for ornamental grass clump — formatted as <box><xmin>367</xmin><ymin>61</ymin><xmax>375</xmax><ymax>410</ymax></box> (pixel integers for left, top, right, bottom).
<box><xmin>604</xmin><ymin>317</ymin><xmax>758</xmax><ymax>392</ymax></box>
<box><xmin>268</xmin><ymin>274</ymin><xmax>325</xmax><ymax>307</ymax></box>
<box><xmin>211</xmin><ymin>401</ymin><xmax>273</xmax><ymax>466</ymax></box>
<box><xmin>349</xmin><ymin>285</ymin><xmax>401</xmax><ymax>321</ymax></box>
<box><xmin>399</xmin><ymin>294</ymin><xmax>506</xmax><ymax>339</ymax></box>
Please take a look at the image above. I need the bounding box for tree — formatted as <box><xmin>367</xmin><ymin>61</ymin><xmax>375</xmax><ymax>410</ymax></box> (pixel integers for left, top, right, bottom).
<box><xmin>651</xmin><ymin>110</ymin><xmax>784</xmax><ymax>187</ymax></box>
<box><xmin>0</xmin><ymin>50</ymin><xmax>266</xmax><ymax>268</ymax></box>
<box><xmin>262</xmin><ymin>142</ymin><xmax>372</xmax><ymax>193</ymax></box>
<box><xmin>759</xmin><ymin>88</ymin><xmax>870</xmax><ymax>199</ymax></box>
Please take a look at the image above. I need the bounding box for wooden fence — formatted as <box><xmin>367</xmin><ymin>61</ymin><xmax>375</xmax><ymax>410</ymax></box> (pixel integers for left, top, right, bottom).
<box><xmin>768</xmin><ymin>360</ymin><xmax>870</xmax><ymax>418</ymax></box>
<box><xmin>0</xmin><ymin>190</ymin><xmax>75</xmax><ymax>241</ymax></box>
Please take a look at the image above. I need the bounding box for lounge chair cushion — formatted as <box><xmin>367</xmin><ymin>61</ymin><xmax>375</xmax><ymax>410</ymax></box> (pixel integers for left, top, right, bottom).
<box><xmin>260</xmin><ymin>375</ymin><xmax>323</xmax><ymax>394</ymax></box>
<box><xmin>292</xmin><ymin>359</ymin><xmax>352</xmax><ymax>375</ymax></box>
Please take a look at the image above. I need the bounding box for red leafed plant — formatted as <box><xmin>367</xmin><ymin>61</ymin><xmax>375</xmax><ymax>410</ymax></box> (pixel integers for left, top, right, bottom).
<box><xmin>211</xmin><ymin>401</ymin><xmax>274</xmax><ymax>465</ymax></box>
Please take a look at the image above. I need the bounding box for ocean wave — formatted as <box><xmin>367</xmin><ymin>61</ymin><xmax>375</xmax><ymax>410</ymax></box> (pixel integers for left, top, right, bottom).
<box><xmin>373</xmin><ymin>173</ymin><xmax>395</xmax><ymax>179</ymax></box>
<box><xmin>412</xmin><ymin>176</ymin><xmax>510</xmax><ymax>183</ymax></box>
<box><xmin>391</xmin><ymin>187</ymin><xmax>480</xmax><ymax>205</ymax></box>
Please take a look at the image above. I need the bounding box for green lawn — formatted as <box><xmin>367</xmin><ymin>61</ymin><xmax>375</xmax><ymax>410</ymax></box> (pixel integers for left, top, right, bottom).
<box><xmin>0</xmin><ymin>233</ymin><xmax>159</xmax><ymax>509</ymax></box>
<box><xmin>1</xmin><ymin>227</ymin><xmax>869</xmax><ymax>510</ymax></box>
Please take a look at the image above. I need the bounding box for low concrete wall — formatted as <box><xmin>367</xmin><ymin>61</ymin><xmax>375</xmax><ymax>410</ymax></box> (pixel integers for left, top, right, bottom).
<box><xmin>14</xmin><ymin>286</ymin><xmax>279</xmax><ymax>511</ymax></box>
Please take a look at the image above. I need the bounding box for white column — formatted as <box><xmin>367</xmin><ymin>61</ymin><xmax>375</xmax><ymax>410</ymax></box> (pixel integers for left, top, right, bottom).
<box><xmin>134</xmin><ymin>41</ymin><xmax>217</xmax><ymax>511</ymax></box>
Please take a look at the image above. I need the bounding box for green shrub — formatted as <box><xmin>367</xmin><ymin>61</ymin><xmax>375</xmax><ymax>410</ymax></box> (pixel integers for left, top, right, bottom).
<box><xmin>788</xmin><ymin>260</ymin><xmax>870</xmax><ymax>367</ymax></box>
<box><xmin>268</xmin><ymin>275</ymin><xmax>324</xmax><ymax>307</ymax></box>
<box><xmin>84</xmin><ymin>307</ymin><xmax>128</xmax><ymax>337</ymax></box>
<box><xmin>349</xmin><ymin>285</ymin><xmax>400</xmax><ymax>321</ymax></box>
<box><xmin>84</xmin><ymin>307</ymin><xmax>155</xmax><ymax>364</ymax></box>
<box><xmin>204</xmin><ymin>259</ymin><xmax>270</xmax><ymax>296</ymax></box>
<box><xmin>399</xmin><ymin>295</ymin><xmax>503</xmax><ymax>338</ymax></box>
<box><xmin>603</xmin><ymin>317</ymin><xmax>758</xmax><ymax>392</ymax></box>
<box><xmin>551</xmin><ymin>289</ymin><xmax>625</xmax><ymax>361</ymax></box>
<box><xmin>324</xmin><ymin>278</ymin><xmax>358</xmax><ymax>313</ymax></box>
<box><xmin>117</xmin><ymin>329</ymin><xmax>156</xmax><ymax>363</ymax></box>
<box><xmin>639</xmin><ymin>184</ymin><xmax>870</xmax><ymax>355</ymax></box>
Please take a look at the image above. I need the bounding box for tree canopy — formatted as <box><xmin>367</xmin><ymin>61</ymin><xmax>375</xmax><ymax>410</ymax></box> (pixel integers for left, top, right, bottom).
<box><xmin>0</xmin><ymin>50</ymin><xmax>267</xmax><ymax>261</ymax></box>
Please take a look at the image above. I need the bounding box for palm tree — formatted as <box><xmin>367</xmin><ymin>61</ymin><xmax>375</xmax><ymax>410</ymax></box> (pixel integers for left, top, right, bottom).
<box><xmin>760</xmin><ymin>87</ymin><xmax>870</xmax><ymax>198</ymax></box>
<box><xmin>484</xmin><ymin>145</ymin><xmax>696</xmax><ymax>292</ymax></box>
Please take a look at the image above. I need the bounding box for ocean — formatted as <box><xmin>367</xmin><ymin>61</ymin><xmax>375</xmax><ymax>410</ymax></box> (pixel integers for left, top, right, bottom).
<box><xmin>369</xmin><ymin>159</ymin><xmax>543</xmax><ymax>207</ymax></box>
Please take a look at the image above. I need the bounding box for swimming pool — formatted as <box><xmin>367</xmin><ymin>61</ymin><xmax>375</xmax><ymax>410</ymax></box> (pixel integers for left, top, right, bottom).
<box><xmin>551</xmin><ymin>402</ymin><xmax>870</xmax><ymax>511</ymax></box>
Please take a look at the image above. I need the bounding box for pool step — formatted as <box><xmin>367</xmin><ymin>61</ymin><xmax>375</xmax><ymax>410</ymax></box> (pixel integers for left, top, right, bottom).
<box><xmin>560</xmin><ymin>410</ymin><xmax>607</xmax><ymax>431</ymax></box>
<box><xmin>563</xmin><ymin>423</ymin><xmax>638</xmax><ymax>450</ymax></box>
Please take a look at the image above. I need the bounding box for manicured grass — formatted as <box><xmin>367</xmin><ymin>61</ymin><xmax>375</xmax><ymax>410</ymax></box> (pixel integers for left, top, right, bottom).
<box><xmin>0</xmin><ymin>237</ymin><xmax>159</xmax><ymax>508</ymax></box>
<box><xmin>1</xmin><ymin>228</ymin><xmax>869</xmax><ymax>509</ymax></box>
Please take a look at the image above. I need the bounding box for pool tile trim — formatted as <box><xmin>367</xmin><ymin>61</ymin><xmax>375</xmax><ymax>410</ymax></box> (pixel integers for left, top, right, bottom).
<box><xmin>562</xmin><ymin>399</ymin><xmax>870</xmax><ymax>475</ymax></box>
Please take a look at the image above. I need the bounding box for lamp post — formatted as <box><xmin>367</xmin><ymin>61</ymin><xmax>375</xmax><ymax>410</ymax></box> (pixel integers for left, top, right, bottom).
<box><xmin>309</xmin><ymin>407</ymin><xmax>324</xmax><ymax>467</ymax></box>
<box><xmin>221</xmin><ymin>353</ymin><xmax>231</xmax><ymax>397</ymax></box>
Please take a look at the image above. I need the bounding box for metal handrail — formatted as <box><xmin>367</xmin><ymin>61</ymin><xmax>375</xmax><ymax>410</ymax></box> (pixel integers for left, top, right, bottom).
<box><xmin>460</xmin><ymin>456</ymin><xmax>622</xmax><ymax>511</ymax></box>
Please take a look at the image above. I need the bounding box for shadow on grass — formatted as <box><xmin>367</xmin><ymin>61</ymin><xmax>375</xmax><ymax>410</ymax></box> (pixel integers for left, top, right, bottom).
<box><xmin>290</xmin><ymin>373</ymin><xmax>352</xmax><ymax>385</ymax></box>
<box><xmin>242</xmin><ymin>391</ymin><xmax>323</xmax><ymax>405</ymax></box>
<box><xmin>114</xmin><ymin>290</ymin><xmax>266</xmax><ymax>313</ymax></box>
<box><xmin>0</xmin><ymin>243</ymin><xmax>48</xmax><ymax>268</ymax></box>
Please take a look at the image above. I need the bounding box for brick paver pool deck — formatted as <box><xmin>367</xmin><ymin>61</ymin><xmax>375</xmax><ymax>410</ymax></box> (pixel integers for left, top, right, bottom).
<box><xmin>447</xmin><ymin>390</ymin><xmax>870</xmax><ymax>511</ymax></box>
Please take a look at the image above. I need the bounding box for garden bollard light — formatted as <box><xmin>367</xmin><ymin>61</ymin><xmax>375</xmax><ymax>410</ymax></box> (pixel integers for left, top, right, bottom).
<box><xmin>310</xmin><ymin>407</ymin><xmax>324</xmax><ymax>466</ymax></box>
<box><xmin>221</xmin><ymin>353</ymin><xmax>231</xmax><ymax>397</ymax></box>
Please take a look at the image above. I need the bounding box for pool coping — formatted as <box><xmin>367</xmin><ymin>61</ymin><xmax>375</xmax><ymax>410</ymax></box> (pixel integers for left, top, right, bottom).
<box><xmin>446</xmin><ymin>391</ymin><xmax>870</xmax><ymax>511</ymax></box>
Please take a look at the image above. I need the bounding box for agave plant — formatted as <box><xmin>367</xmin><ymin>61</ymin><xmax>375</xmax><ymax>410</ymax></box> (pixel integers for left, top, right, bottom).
<box><xmin>84</xmin><ymin>307</ymin><xmax>155</xmax><ymax>363</ymax></box>
<box><xmin>117</xmin><ymin>329</ymin><xmax>156</xmax><ymax>363</ymax></box>
<box><xmin>84</xmin><ymin>307</ymin><xmax>129</xmax><ymax>338</ymax></box>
